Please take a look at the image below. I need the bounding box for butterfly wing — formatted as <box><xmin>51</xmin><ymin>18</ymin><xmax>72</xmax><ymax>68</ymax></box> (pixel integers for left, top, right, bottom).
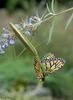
<box><xmin>41</xmin><ymin>53</ymin><xmax>55</xmax><ymax>64</ymax></box>
<box><xmin>45</xmin><ymin>58</ymin><xmax>65</xmax><ymax>73</ymax></box>
<box><xmin>41</xmin><ymin>53</ymin><xmax>65</xmax><ymax>76</ymax></box>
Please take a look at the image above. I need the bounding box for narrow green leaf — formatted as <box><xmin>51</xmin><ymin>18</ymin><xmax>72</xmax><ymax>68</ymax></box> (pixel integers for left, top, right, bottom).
<box><xmin>9</xmin><ymin>23</ymin><xmax>38</xmax><ymax>58</ymax></box>
<box><xmin>51</xmin><ymin>0</ymin><xmax>55</xmax><ymax>13</ymax></box>
<box><xmin>17</xmin><ymin>48</ymin><xmax>26</xmax><ymax>58</ymax></box>
<box><xmin>9</xmin><ymin>23</ymin><xmax>44</xmax><ymax>82</ymax></box>
<box><xmin>46</xmin><ymin>3</ymin><xmax>51</xmax><ymax>14</ymax></box>
<box><xmin>47</xmin><ymin>19</ymin><xmax>55</xmax><ymax>45</ymax></box>
<box><xmin>65</xmin><ymin>13</ymin><xmax>73</xmax><ymax>30</ymax></box>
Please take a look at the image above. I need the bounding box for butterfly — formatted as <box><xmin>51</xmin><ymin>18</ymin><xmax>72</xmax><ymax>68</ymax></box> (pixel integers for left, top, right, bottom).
<box><xmin>41</xmin><ymin>53</ymin><xmax>65</xmax><ymax>76</ymax></box>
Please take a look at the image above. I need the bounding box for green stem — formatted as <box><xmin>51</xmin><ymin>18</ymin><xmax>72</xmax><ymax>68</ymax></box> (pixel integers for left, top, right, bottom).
<box><xmin>41</xmin><ymin>7</ymin><xmax>73</xmax><ymax>23</ymax></box>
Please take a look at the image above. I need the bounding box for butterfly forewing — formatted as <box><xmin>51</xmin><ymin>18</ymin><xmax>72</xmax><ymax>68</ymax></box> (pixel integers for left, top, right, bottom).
<box><xmin>47</xmin><ymin>58</ymin><xmax>65</xmax><ymax>73</ymax></box>
<box><xmin>41</xmin><ymin>53</ymin><xmax>55</xmax><ymax>64</ymax></box>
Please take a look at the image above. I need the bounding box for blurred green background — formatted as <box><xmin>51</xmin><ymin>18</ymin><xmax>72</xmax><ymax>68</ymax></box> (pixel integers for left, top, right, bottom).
<box><xmin>0</xmin><ymin>0</ymin><xmax>73</xmax><ymax>100</ymax></box>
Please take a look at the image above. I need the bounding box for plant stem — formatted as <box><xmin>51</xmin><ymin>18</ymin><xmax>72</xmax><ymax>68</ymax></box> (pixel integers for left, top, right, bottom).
<box><xmin>41</xmin><ymin>7</ymin><xmax>73</xmax><ymax>23</ymax></box>
<box><xmin>9</xmin><ymin>23</ymin><xmax>44</xmax><ymax>82</ymax></box>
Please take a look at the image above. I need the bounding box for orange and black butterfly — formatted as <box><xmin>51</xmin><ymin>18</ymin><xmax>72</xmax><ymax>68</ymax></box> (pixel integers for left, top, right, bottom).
<box><xmin>41</xmin><ymin>53</ymin><xmax>65</xmax><ymax>76</ymax></box>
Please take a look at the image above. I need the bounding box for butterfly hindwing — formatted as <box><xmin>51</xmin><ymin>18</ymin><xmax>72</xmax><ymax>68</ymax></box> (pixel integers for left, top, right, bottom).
<box><xmin>45</xmin><ymin>57</ymin><xmax>65</xmax><ymax>73</ymax></box>
<box><xmin>42</xmin><ymin>53</ymin><xmax>65</xmax><ymax>74</ymax></box>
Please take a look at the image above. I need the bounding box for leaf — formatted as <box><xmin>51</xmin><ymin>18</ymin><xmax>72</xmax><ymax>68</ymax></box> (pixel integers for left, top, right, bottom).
<box><xmin>46</xmin><ymin>3</ymin><xmax>51</xmax><ymax>14</ymax></box>
<box><xmin>9</xmin><ymin>23</ymin><xmax>38</xmax><ymax>57</ymax></box>
<box><xmin>65</xmin><ymin>13</ymin><xmax>73</xmax><ymax>30</ymax></box>
<box><xmin>17</xmin><ymin>48</ymin><xmax>26</xmax><ymax>58</ymax></box>
<box><xmin>47</xmin><ymin>19</ymin><xmax>55</xmax><ymax>45</ymax></box>
<box><xmin>51</xmin><ymin>0</ymin><xmax>55</xmax><ymax>13</ymax></box>
<box><xmin>9</xmin><ymin>23</ymin><xmax>44</xmax><ymax>81</ymax></box>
